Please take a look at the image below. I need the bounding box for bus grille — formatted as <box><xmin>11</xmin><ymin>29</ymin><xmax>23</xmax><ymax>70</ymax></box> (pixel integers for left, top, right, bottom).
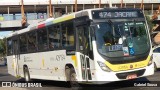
<box><xmin>116</xmin><ymin>69</ymin><xmax>145</xmax><ymax>79</ymax></box>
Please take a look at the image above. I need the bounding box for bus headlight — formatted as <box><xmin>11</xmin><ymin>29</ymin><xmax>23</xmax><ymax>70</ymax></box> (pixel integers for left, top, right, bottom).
<box><xmin>97</xmin><ymin>61</ymin><xmax>111</xmax><ymax>72</ymax></box>
<box><xmin>148</xmin><ymin>55</ymin><xmax>153</xmax><ymax>66</ymax></box>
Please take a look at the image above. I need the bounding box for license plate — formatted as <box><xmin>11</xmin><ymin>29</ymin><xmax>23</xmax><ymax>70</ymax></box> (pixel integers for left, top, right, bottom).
<box><xmin>126</xmin><ymin>74</ymin><xmax>137</xmax><ymax>79</ymax></box>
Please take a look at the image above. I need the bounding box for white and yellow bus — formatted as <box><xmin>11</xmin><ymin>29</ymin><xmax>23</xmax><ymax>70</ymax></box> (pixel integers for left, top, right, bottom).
<box><xmin>6</xmin><ymin>8</ymin><xmax>154</xmax><ymax>86</ymax></box>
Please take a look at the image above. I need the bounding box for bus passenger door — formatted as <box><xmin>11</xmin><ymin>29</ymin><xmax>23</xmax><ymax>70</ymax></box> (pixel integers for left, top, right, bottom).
<box><xmin>76</xmin><ymin>25</ymin><xmax>93</xmax><ymax>81</ymax></box>
<box><xmin>13</xmin><ymin>40</ymin><xmax>20</xmax><ymax>76</ymax></box>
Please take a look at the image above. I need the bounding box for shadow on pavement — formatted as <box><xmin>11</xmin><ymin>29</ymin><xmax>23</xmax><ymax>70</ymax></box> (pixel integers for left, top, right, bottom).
<box><xmin>0</xmin><ymin>65</ymin><xmax>6</xmax><ymax>67</ymax></box>
<box><xmin>80</xmin><ymin>77</ymin><xmax>150</xmax><ymax>90</ymax></box>
<box><xmin>0</xmin><ymin>74</ymin><xmax>9</xmax><ymax>77</ymax></box>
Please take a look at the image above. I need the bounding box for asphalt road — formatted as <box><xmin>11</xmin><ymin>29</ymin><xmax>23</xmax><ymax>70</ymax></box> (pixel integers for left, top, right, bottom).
<box><xmin>0</xmin><ymin>65</ymin><xmax>160</xmax><ymax>90</ymax></box>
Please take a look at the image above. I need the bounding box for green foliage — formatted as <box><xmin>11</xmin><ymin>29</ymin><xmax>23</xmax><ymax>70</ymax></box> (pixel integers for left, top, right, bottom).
<box><xmin>145</xmin><ymin>15</ymin><xmax>155</xmax><ymax>33</ymax></box>
<box><xmin>0</xmin><ymin>38</ymin><xmax>6</xmax><ymax>56</ymax></box>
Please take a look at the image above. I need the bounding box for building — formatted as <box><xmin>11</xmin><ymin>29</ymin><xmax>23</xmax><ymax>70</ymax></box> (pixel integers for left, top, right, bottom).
<box><xmin>0</xmin><ymin>0</ymin><xmax>160</xmax><ymax>31</ymax></box>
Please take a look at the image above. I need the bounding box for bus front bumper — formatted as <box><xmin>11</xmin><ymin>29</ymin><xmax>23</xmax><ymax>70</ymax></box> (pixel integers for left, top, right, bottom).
<box><xmin>93</xmin><ymin>63</ymin><xmax>154</xmax><ymax>84</ymax></box>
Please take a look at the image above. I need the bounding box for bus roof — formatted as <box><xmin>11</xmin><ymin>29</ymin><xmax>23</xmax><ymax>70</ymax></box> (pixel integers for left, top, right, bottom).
<box><xmin>6</xmin><ymin>8</ymin><xmax>142</xmax><ymax>38</ymax></box>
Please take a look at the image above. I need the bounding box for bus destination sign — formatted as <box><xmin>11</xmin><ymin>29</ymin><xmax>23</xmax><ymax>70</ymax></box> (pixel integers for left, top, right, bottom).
<box><xmin>92</xmin><ymin>11</ymin><xmax>141</xmax><ymax>19</ymax></box>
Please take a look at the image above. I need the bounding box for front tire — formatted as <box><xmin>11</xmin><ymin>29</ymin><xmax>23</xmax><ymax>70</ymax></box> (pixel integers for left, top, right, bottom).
<box><xmin>69</xmin><ymin>68</ymin><xmax>81</xmax><ymax>90</ymax></box>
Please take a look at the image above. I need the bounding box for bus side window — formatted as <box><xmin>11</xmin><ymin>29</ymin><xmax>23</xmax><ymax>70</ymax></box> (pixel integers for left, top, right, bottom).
<box><xmin>37</xmin><ymin>28</ymin><xmax>48</xmax><ymax>51</ymax></box>
<box><xmin>28</xmin><ymin>31</ymin><xmax>37</xmax><ymax>52</ymax></box>
<box><xmin>48</xmin><ymin>25</ymin><xmax>60</xmax><ymax>49</ymax></box>
<box><xmin>19</xmin><ymin>34</ymin><xmax>27</xmax><ymax>53</ymax></box>
<box><xmin>62</xmin><ymin>20</ymin><xmax>74</xmax><ymax>48</ymax></box>
<box><xmin>7</xmin><ymin>39</ymin><xmax>13</xmax><ymax>55</ymax></box>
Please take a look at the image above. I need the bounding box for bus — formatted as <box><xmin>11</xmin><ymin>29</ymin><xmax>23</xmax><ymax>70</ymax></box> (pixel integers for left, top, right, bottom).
<box><xmin>6</xmin><ymin>8</ymin><xmax>154</xmax><ymax>86</ymax></box>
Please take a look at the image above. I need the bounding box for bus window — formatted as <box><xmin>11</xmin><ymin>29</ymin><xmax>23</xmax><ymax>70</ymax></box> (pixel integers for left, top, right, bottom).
<box><xmin>28</xmin><ymin>31</ymin><xmax>37</xmax><ymax>52</ymax></box>
<box><xmin>37</xmin><ymin>28</ymin><xmax>48</xmax><ymax>51</ymax></box>
<box><xmin>7</xmin><ymin>39</ymin><xmax>13</xmax><ymax>55</ymax></box>
<box><xmin>19</xmin><ymin>34</ymin><xmax>27</xmax><ymax>53</ymax></box>
<box><xmin>62</xmin><ymin>20</ymin><xmax>74</xmax><ymax>48</ymax></box>
<box><xmin>48</xmin><ymin>25</ymin><xmax>60</xmax><ymax>49</ymax></box>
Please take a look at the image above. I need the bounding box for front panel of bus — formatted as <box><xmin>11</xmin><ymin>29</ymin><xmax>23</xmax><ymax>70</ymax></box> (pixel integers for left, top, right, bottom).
<box><xmin>90</xmin><ymin>9</ymin><xmax>154</xmax><ymax>83</ymax></box>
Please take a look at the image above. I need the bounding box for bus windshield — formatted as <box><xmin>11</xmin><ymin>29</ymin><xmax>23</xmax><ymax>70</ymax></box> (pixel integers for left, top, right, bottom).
<box><xmin>95</xmin><ymin>21</ymin><xmax>150</xmax><ymax>58</ymax></box>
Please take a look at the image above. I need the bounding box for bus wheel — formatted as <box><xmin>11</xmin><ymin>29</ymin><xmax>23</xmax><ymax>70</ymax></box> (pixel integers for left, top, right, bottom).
<box><xmin>154</xmin><ymin>62</ymin><xmax>157</xmax><ymax>72</ymax></box>
<box><xmin>70</xmin><ymin>68</ymin><xmax>80</xmax><ymax>90</ymax></box>
<box><xmin>24</xmin><ymin>67</ymin><xmax>31</xmax><ymax>82</ymax></box>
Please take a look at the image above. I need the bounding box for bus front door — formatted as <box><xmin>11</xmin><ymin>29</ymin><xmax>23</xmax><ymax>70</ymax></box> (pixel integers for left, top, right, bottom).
<box><xmin>13</xmin><ymin>40</ymin><xmax>19</xmax><ymax>77</ymax></box>
<box><xmin>77</xmin><ymin>26</ymin><xmax>92</xmax><ymax>81</ymax></box>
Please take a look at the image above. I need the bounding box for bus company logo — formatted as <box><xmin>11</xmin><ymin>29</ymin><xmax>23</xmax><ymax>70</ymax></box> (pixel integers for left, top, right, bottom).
<box><xmin>2</xmin><ymin>82</ymin><xmax>42</xmax><ymax>88</ymax></box>
<box><xmin>24</xmin><ymin>56</ymin><xmax>32</xmax><ymax>62</ymax></box>
<box><xmin>2</xmin><ymin>82</ymin><xmax>12</xmax><ymax>87</ymax></box>
<box><xmin>118</xmin><ymin>65</ymin><xmax>128</xmax><ymax>70</ymax></box>
<box><xmin>130</xmin><ymin>65</ymin><xmax>133</xmax><ymax>69</ymax></box>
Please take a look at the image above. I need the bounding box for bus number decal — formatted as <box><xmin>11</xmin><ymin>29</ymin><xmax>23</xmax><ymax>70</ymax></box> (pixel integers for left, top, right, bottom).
<box><xmin>99</xmin><ymin>12</ymin><xmax>111</xmax><ymax>18</ymax></box>
<box><xmin>56</xmin><ymin>55</ymin><xmax>65</xmax><ymax>61</ymax></box>
<box><xmin>50</xmin><ymin>55</ymin><xmax>65</xmax><ymax>61</ymax></box>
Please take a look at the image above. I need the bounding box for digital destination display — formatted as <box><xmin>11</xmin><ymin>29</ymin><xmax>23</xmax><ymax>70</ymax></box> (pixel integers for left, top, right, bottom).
<box><xmin>92</xmin><ymin>10</ymin><xmax>143</xmax><ymax>19</ymax></box>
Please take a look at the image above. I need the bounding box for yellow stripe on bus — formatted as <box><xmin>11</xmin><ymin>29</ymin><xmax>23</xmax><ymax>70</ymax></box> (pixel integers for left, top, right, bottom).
<box><xmin>42</xmin><ymin>58</ymin><xmax>45</xmax><ymax>67</ymax></box>
<box><xmin>12</xmin><ymin>63</ymin><xmax>14</xmax><ymax>69</ymax></box>
<box><xmin>53</xmin><ymin>15</ymin><xmax>74</xmax><ymax>24</ymax></box>
<box><xmin>71</xmin><ymin>55</ymin><xmax>77</xmax><ymax>67</ymax></box>
<box><xmin>105</xmin><ymin>56</ymin><xmax>151</xmax><ymax>72</ymax></box>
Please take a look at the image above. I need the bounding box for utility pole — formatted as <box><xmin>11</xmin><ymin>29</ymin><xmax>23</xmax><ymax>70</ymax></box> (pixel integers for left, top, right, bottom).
<box><xmin>121</xmin><ymin>0</ymin><xmax>123</xmax><ymax>8</ymax></box>
<box><xmin>140</xmin><ymin>0</ymin><xmax>143</xmax><ymax>9</ymax></box>
<box><xmin>75</xmin><ymin>0</ymin><xmax>77</xmax><ymax>12</ymax></box>
<box><xmin>158</xmin><ymin>5</ymin><xmax>160</xmax><ymax>14</ymax></box>
<box><xmin>49</xmin><ymin>0</ymin><xmax>53</xmax><ymax>18</ymax></box>
<box><xmin>21</xmin><ymin>0</ymin><xmax>27</xmax><ymax>27</ymax></box>
<box><xmin>109</xmin><ymin>0</ymin><xmax>112</xmax><ymax>8</ymax></box>
<box><xmin>99</xmin><ymin>0</ymin><xmax>101</xmax><ymax>8</ymax></box>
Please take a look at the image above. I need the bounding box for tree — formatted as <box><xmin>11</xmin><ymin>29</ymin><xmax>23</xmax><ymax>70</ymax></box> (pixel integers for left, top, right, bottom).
<box><xmin>145</xmin><ymin>15</ymin><xmax>155</xmax><ymax>33</ymax></box>
<box><xmin>0</xmin><ymin>38</ymin><xmax>6</xmax><ymax>56</ymax></box>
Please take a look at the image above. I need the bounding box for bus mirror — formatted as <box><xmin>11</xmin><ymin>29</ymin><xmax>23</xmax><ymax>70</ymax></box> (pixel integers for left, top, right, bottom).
<box><xmin>87</xmin><ymin>20</ymin><xmax>90</xmax><ymax>25</ymax></box>
<box><xmin>86</xmin><ymin>19</ymin><xmax>92</xmax><ymax>25</ymax></box>
<box><xmin>80</xmin><ymin>46</ymin><xmax>83</xmax><ymax>51</ymax></box>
